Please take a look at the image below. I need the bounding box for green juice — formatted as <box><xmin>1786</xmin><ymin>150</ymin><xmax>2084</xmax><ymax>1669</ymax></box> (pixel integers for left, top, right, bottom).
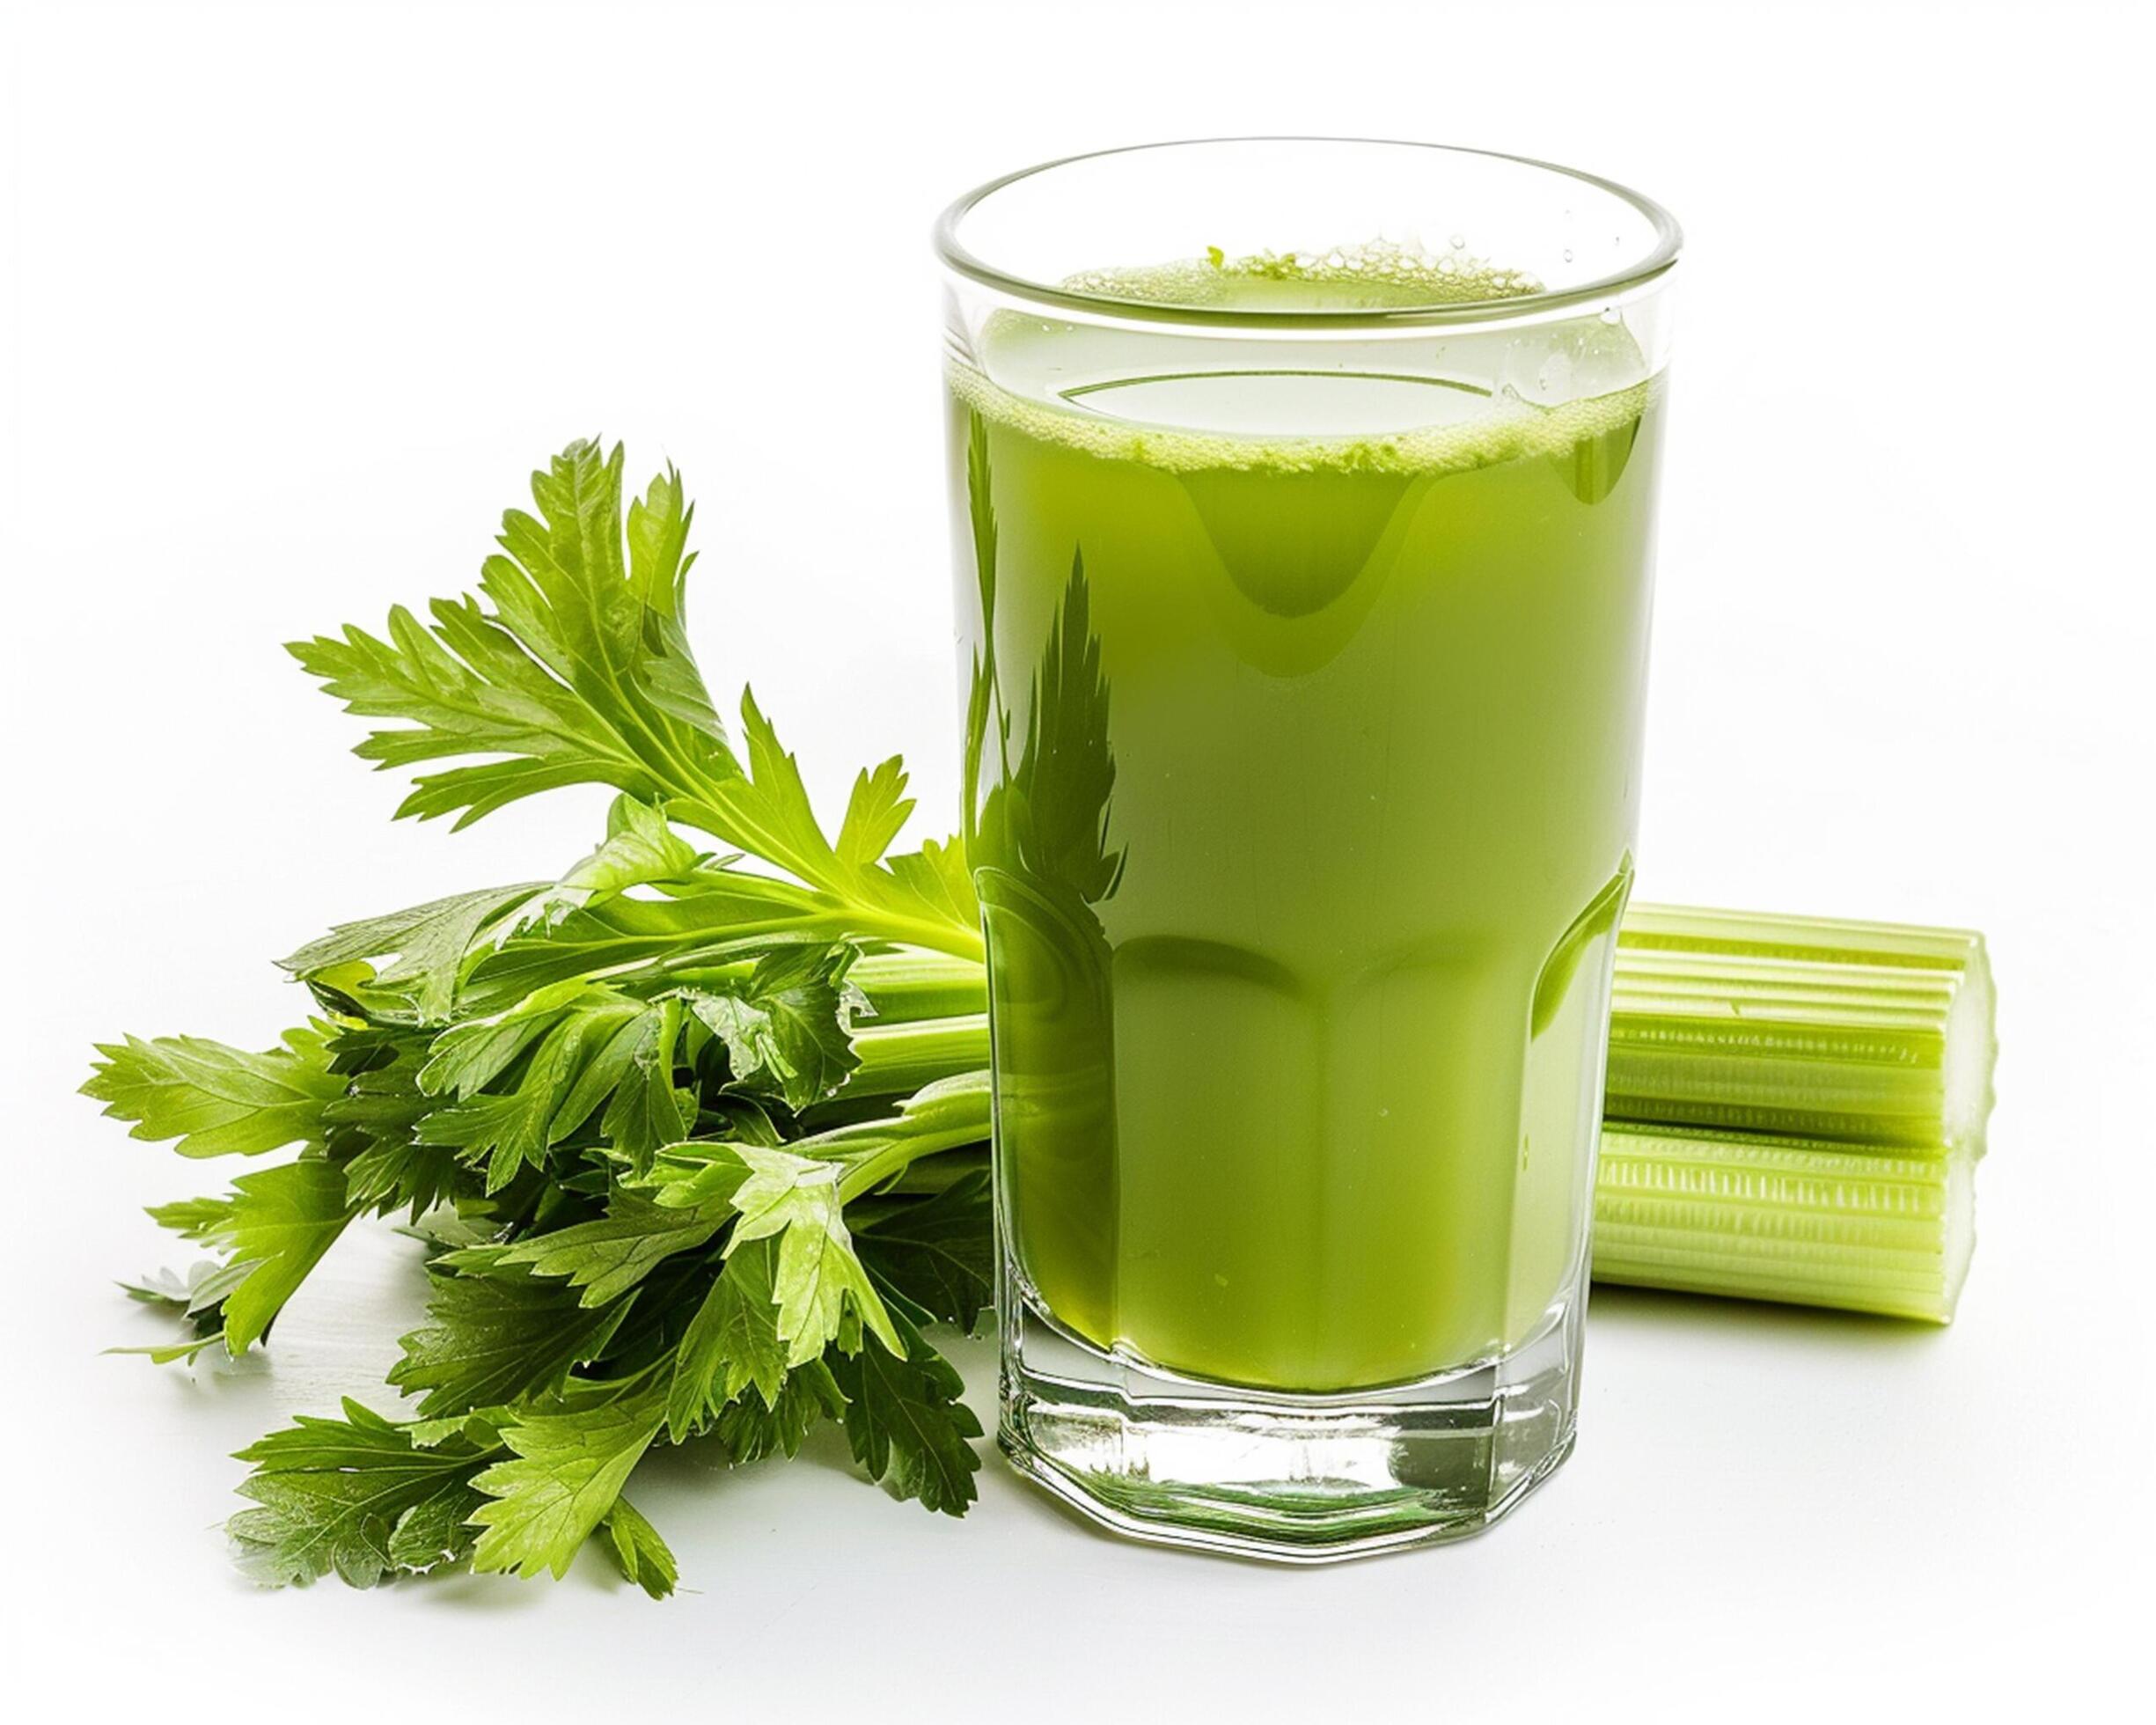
<box><xmin>952</xmin><ymin>261</ymin><xmax>1663</xmax><ymax>1395</ymax></box>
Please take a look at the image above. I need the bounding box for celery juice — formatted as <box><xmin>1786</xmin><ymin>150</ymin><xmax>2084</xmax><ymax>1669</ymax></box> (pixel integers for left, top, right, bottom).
<box><xmin>953</xmin><ymin>260</ymin><xmax>1663</xmax><ymax>1396</ymax></box>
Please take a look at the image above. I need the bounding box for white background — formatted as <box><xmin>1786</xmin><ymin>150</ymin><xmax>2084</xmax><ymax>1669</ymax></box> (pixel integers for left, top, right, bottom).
<box><xmin>3</xmin><ymin>0</ymin><xmax>2150</xmax><ymax>1715</ymax></box>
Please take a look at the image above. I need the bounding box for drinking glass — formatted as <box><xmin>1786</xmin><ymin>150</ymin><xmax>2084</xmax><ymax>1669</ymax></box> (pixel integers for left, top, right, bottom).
<box><xmin>936</xmin><ymin>138</ymin><xmax>1679</xmax><ymax>1559</ymax></box>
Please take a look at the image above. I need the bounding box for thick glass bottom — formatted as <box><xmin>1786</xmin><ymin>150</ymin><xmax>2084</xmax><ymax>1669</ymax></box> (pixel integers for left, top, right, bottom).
<box><xmin>1000</xmin><ymin>1286</ymin><xmax>1585</xmax><ymax>1562</ymax></box>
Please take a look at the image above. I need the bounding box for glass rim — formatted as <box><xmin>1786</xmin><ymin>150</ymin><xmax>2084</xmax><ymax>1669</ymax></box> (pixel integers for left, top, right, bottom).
<box><xmin>933</xmin><ymin>136</ymin><xmax>1683</xmax><ymax>330</ymax></box>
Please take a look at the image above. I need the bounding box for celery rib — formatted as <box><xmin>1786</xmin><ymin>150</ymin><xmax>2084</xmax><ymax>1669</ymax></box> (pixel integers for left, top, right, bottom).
<box><xmin>1592</xmin><ymin>1125</ymin><xmax>1978</xmax><ymax>1322</ymax></box>
<box><xmin>842</xmin><ymin>1016</ymin><xmax>992</xmax><ymax>1100</ymax></box>
<box><xmin>848</xmin><ymin>950</ymin><xmax>991</xmax><ymax>1026</ymax></box>
<box><xmin>1609</xmin><ymin>906</ymin><xmax>1997</xmax><ymax>1150</ymax></box>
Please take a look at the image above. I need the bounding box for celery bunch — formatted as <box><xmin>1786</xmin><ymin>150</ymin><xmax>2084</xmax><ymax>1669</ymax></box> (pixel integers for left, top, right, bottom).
<box><xmin>1595</xmin><ymin>907</ymin><xmax>1996</xmax><ymax>1322</ymax></box>
<box><xmin>85</xmin><ymin>442</ymin><xmax>997</xmax><ymax>1594</ymax></box>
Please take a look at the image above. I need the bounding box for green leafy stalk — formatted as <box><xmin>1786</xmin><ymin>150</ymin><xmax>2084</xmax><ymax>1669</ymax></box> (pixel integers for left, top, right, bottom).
<box><xmin>289</xmin><ymin>439</ymin><xmax>982</xmax><ymax>968</ymax></box>
<box><xmin>87</xmin><ymin>440</ymin><xmax>995</xmax><ymax>1596</ymax></box>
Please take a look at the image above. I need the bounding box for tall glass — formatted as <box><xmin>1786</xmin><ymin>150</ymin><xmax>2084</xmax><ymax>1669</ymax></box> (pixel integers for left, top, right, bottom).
<box><xmin>937</xmin><ymin>139</ymin><xmax>1679</xmax><ymax>1559</ymax></box>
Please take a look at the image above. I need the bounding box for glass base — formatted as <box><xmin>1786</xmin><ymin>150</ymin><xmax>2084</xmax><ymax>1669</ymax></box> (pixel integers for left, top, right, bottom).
<box><xmin>1000</xmin><ymin>1290</ymin><xmax>1584</xmax><ymax>1562</ymax></box>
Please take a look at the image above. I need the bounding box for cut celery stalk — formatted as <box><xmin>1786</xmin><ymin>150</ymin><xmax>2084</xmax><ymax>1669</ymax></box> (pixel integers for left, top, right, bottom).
<box><xmin>1609</xmin><ymin>906</ymin><xmax>1997</xmax><ymax>1150</ymax></box>
<box><xmin>848</xmin><ymin>903</ymin><xmax>1998</xmax><ymax>1321</ymax></box>
<box><xmin>1600</xmin><ymin>907</ymin><xmax>1994</xmax><ymax>1321</ymax></box>
<box><xmin>1592</xmin><ymin>1126</ymin><xmax>1978</xmax><ymax>1323</ymax></box>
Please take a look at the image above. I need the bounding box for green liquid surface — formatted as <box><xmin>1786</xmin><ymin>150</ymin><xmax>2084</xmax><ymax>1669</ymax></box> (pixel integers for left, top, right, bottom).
<box><xmin>953</xmin><ymin>263</ymin><xmax>1663</xmax><ymax>1392</ymax></box>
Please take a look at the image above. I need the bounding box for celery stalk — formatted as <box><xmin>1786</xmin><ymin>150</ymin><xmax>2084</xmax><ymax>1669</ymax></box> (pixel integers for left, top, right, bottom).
<box><xmin>844</xmin><ymin>951</ymin><xmax>993</xmax><ymax>1100</ymax></box>
<box><xmin>1598</xmin><ymin>907</ymin><xmax>1995</xmax><ymax>1321</ymax></box>
<box><xmin>1592</xmin><ymin>1126</ymin><xmax>1978</xmax><ymax>1323</ymax></box>
<box><xmin>847</xmin><ymin>950</ymin><xmax>990</xmax><ymax>1025</ymax></box>
<box><xmin>1609</xmin><ymin>906</ymin><xmax>1996</xmax><ymax>1149</ymax></box>
<box><xmin>843</xmin><ymin>1015</ymin><xmax>993</xmax><ymax>1099</ymax></box>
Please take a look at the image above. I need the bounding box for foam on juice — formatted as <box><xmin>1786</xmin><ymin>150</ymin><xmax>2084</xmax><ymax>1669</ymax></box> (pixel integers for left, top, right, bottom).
<box><xmin>949</xmin><ymin>246</ymin><xmax>1656</xmax><ymax>478</ymax></box>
